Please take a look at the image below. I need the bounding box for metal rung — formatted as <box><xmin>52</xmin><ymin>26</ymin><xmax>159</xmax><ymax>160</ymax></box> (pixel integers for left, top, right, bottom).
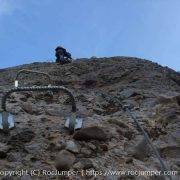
<box><xmin>65</xmin><ymin>117</ymin><xmax>83</xmax><ymax>130</ymax></box>
<box><xmin>0</xmin><ymin>112</ymin><xmax>15</xmax><ymax>131</ymax></box>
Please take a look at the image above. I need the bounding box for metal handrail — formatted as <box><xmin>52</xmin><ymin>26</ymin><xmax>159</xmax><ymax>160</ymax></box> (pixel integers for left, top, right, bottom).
<box><xmin>14</xmin><ymin>69</ymin><xmax>52</xmax><ymax>86</ymax></box>
<box><xmin>2</xmin><ymin>86</ymin><xmax>76</xmax><ymax>112</ymax></box>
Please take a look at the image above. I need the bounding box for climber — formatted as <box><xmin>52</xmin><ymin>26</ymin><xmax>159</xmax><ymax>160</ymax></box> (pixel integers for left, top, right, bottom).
<box><xmin>55</xmin><ymin>46</ymin><xmax>72</xmax><ymax>64</ymax></box>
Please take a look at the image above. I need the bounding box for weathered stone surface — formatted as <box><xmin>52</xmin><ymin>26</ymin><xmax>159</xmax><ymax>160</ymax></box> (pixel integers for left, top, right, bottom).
<box><xmin>131</xmin><ymin>137</ymin><xmax>151</xmax><ymax>160</ymax></box>
<box><xmin>73</xmin><ymin>126</ymin><xmax>108</xmax><ymax>141</ymax></box>
<box><xmin>107</xmin><ymin>118</ymin><xmax>130</xmax><ymax>129</ymax></box>
<box><xmin>66</xmin><ymin>140</ymin><xmax>79</xmax><ymax>154</ymax></box>
<box><xmin>73</xmin><ymin>161</ymin><xmax>83</xmax><ymax>169</ymax></box>
<box><xmin>21</xmin><ymin>174</ymin><xmax>32</xmax><ymax>180</ymax></box>
<box><xmin>0</xmin><ymin>143</ymin><xmax>9</xmax><ymax>159</ymax></box>
<box><xmin>88</xmin><ymin>143</ymin><xmax>97</xmax><ymax>150</ymax></box>
<box><xmin>80</xmin><ymin>147</ymin><xmax>92</xmax><ymax>156</ymax></box>
<box><xmin>83</xmin><ymin>79</ymin><xmax>97</xmax><ymax>87</ymax></box>
<box><xmin>160</xmin><ymin>146</ymin><xmax>180</xmax><ymax>158</ymax></box>
<box><xmin>7</xmin><ymin>152</ymin><xmax>23</xmax><ymax>162</ymax></box>
<box><xmin>112</xmin><ymin>148</ymin><xmax>124</xmax><ymax>157</ymax></box>
<box><xmin>55</xmin><ymin>150</ymin><xmax>75</xmax><ymax>171</ymax></box>
<box><xmin>76</xmin><ymin>158</ymin><xmax>94</xmax><ymax>169</ymax></box>
<box><xmin>8</xmin><ymin>128</ymin><xmax>35</xmax><ymax>144</ymax></box>
<box><xmin>20</xmin><ymin>102</ymin><xmax>42</xmax><ymax>115</ymax></box>
<box><xmin>118</xmin><ymin>89</ymin><xmax>139</xmax><ymax>99</ymax></box>
<box><xmin>125</xmin><ymin>157</ymin><xmax>133</xmax><ymax>164</ymax></box>
<box><xmin>176</xmin><ymin>95</ymin><xmax>180</xmax><ymax>106</ymax></box>
<box><xmin>99</xmin><ymin>144</ymin><xmax>108</xmax><ymax>151</ymax></box>
<box><xmin>46</xmin><ymin>142</ymin><xmax>64</xmax><ymax>152</ymax></box>
<box><xmin>93</xmin><ymin>107</ymin><xmax>105</xmax><ymax>115</ymax></box>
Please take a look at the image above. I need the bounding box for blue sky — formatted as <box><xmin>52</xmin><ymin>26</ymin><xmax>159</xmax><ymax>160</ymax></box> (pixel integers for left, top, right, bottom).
<box><xmin>0</xmin><ymin>0</ymin><xmax>179</xmax><ymax>71</ymax></box>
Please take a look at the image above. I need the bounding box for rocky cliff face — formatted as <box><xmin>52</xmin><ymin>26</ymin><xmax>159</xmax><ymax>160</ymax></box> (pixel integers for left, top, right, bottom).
<box><xmin>0</xmin><ymin>57</ymin><xmax>179</xmax><ymax>179</ymax></box>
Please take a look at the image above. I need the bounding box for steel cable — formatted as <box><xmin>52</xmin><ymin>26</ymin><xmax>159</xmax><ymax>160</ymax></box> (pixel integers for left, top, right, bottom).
<box><xmin>1</xmin><ymin>86</ymin><xmax>76</xmax><ymax>113</ymax></box>
<box><xmin>123</xmin><ymin>105</ymin><xmax>172</xmax><ymax>180</ymax></box>
<box><xmin>15</xmin><ymin>69</ymin><xmax>52</xmax><ymax>86</ymax></box>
